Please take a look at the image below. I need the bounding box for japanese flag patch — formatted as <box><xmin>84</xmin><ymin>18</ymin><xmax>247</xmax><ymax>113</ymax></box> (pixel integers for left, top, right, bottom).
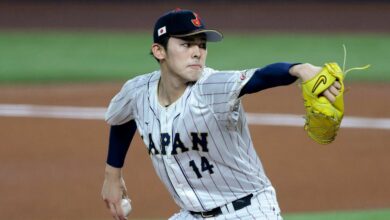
<box><xmin>158</xmin><ymin>26</ymin><xmax>167</xmax><ymax>37</ymax></box>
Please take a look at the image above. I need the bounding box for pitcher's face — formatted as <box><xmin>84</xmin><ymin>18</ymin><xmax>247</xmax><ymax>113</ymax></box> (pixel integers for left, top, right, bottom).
<box><xmin>163</xmin><ymin>36</ymin><xmax>208</xmax><ymax>82</ymax></box>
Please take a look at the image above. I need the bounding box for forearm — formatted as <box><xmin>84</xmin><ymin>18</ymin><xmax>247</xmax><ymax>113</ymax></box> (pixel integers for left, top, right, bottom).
<box><xmin>239</xmin><ymin>62</ymin><xmax>299</xmax><ymax>97</ymax></box>
<box><xmin>106</xmin><ymin>120</ymin><xmax>137</xmax><ymax>168</ymax></box>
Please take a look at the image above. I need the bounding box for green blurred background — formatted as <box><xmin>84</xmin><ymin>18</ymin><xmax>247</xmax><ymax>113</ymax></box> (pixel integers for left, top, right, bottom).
<box><xmin>0</xmin><ymin>31</ymin><xmax>389</xmax><ymax>83</ymax></box>
<box><xmin>1</xmin><ymin>1</ymin><xmax>389</xmax><ymax>84</ymax></box>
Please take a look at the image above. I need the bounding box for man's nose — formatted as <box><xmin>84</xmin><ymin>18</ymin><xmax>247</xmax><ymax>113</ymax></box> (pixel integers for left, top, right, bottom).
<box><xmin>191</xmin><ymin>45</ymin><xmax>201</xmax><ymax>58</ymax></box>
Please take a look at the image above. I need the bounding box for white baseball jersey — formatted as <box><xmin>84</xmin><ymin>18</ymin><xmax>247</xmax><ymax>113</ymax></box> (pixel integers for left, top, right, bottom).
<box><xmin>105</xmin><ymin>67</ymin><xmax>275</xmax><ymax>212</ymax></box>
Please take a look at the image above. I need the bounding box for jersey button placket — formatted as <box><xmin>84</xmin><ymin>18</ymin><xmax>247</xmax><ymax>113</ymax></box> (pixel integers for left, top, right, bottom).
<box><xmin>161</xmin><ymin>109</ymin><xmax>181</xmax><ymax>191</ymax></box>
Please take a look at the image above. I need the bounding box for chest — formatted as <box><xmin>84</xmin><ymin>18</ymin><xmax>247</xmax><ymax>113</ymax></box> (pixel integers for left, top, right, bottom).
<box><xmin>136</xmin><ymin>95</ymin><xmax>215</xmax><ymax>156</ymax></box>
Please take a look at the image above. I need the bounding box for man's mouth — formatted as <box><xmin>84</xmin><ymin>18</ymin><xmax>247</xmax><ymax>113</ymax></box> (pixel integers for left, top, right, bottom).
<box><xmin>188</xmin><ymin>64</ymin><xmax>203</xmax><ymax>69</ymax></box>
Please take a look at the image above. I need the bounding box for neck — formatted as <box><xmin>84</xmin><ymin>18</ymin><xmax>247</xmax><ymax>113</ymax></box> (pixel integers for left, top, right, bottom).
<box><xmin>158</xmin><ymin>69</ymin><xmax>188</xmax><ymax>107</ymax></box>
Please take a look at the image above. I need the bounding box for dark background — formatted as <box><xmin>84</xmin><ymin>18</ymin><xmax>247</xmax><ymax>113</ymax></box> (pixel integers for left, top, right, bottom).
<box><xmin>1</xmin><ymin>1</ymin><xmax>389</xmax><ymax>32</ymax></box>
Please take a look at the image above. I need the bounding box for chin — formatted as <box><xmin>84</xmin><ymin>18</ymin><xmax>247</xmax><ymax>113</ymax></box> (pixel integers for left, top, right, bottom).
<box><xmin>188</xmin><ymin>70</ymin><xmax>202</xmax><ymax>82</ymax></box>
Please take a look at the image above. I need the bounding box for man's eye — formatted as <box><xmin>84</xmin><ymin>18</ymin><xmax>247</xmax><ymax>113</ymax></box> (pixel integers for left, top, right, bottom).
<box><xmin>182</xmin><ymin>43</ymin><xmax>190</xmax><ymax>47</ymax></box>
<box><xmin>200</xmin><ymin>43</ymin><xmax>207</xmax><ymax>49</ymax></box>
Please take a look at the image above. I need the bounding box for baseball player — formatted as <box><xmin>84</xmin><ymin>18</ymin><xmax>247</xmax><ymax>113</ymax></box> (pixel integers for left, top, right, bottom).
<box><xmin>101</xmin><ymin>9</ymin><xmax>341</xmax><ymax>220</ymax></box>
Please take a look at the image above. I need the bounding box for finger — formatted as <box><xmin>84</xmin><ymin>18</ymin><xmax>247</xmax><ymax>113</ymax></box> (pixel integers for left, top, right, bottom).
<box><xmin>109</xmin><ymin>203</ymin><xmax>120</xmax><ymax>220</ymax></box>
<box><xmin>333</xmin><ymin>81</ymin><xmax>341</xmax><ymax>89</ymax></box>
<box><xmin>322</xmin><ymin>90</ymin><xmax>336</xmax><ymax>103</ymax></box>
<box><xmin>114</xmin><ymin>202</ymin><xmax>128</xmax><ymax>220</ymax></box>
<box><xmin>329</xmin><ymin>85</ymin><xmax>340</xmax><ymax>96</ymax></box>
<box><xmin>119</xmin><ymin>213</ymin><xmax>128</xmax><ymax>220</ymax></box>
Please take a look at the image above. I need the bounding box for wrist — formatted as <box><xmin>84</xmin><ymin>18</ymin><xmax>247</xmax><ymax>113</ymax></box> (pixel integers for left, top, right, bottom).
<box><xmin>105</xmin><ymin>164</ymin><xmax>122</xmax><ymax>178</ymax></box>
<box><xmin>289</xmin><ymin>63</ymin><xmax>304</xmax><ymax>78</ymax></box>
<box><xmin>289</xmin><ymin>63</ymin><xmax>321</xmax><ymax>82</ymax></box>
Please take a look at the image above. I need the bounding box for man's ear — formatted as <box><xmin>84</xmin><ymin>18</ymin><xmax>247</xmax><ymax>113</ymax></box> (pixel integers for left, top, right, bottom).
<box><xmin>151</xmin><ymin>43</ymin><xmax>166</xmax><ymax>61</ymax></box>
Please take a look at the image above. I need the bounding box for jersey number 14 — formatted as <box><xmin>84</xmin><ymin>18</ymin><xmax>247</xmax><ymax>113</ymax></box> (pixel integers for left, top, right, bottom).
<box><xmin>189</xmin><ymin>156</ymin><xmax>214</xmax><ymax>178</ymax></box>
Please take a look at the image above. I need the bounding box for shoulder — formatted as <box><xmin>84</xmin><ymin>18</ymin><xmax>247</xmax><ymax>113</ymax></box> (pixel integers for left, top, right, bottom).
<box><xmin>193</xmin><ymin>67</ymin><xmax>257</xmax><ymax>102</ymax></box>
<box><xmin>105</xmin><ymin>71</ymin><xmax>159</xmax><ymax>125</ymax></box>
<box><xmin>197</xmin><ymin>67</ymin><xmax>255</xmax><ymax>85</ymax></box>
<box><xmin>198</xmin><ymin>67</ymin><xmax>225</xmax><ymax>84</ymax></box>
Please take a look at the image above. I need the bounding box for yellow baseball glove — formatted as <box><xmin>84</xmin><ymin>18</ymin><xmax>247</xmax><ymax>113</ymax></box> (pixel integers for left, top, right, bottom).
<box><xmin>301</xmin><ymin>63</ymin><xmax>345</xmax><ymax>144</ymax></box>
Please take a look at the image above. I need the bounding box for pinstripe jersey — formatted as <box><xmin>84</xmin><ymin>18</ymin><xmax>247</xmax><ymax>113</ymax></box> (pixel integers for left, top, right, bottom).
<box><xmin>105</xmin><ymin>67</ymin><xmax>273</xmax><ymax>212</ymax></box>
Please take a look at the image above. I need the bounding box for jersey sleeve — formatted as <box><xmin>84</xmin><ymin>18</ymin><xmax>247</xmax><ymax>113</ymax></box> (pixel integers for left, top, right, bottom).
<box><xmin>239</xmin><ymin>62</ymin><xmax>298</xmax><ymax>97</ymax></box>
<box><xmin>196</xmin><ymin>68</ymin><xmax>257</xmax><ymax>124</ymax></box>
<box><xmin>105</xmin><ymin>79</ymin><xmax>137</xmax><ymax>125</ymax></box>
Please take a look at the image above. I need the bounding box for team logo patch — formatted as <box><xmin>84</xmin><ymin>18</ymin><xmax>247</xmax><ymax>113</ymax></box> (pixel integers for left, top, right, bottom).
<box><xmin>240</xmin><ymin>72</ymin><xmax>247</xmax><ymax>80</ymax></box>
<box><xmin>312</xmin><ymin>75</ymin><xmax>327</xmax><ymax>93</ymax></box>
<box><xmin>158</xmin><ymin>26</ymin><xmax>167</xmax><ymax>37</ymax></box>
<box><xmin>191</xmin><ymin>13</ymin><xmax>202</xmax><ymax>27</ymax></box>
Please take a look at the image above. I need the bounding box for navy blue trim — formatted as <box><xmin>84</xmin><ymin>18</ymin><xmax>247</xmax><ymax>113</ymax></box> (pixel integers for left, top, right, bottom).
<box><xmin>106</xmin><ymin>120</ymin><xmax>137</xmax><ymax>168</ymax></box>
<box><xmin>239</xmin><ymin>62</ymin><xmax>299</xmax><ymax>97</ymax></box>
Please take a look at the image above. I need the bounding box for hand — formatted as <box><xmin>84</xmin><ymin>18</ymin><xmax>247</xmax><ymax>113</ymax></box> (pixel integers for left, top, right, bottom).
<box><xmin>322</xmin><ymin>81</ymin><xmax>341</xmax><ymax>103</ymax></box>
<box><xmin>101</xmin><ymin>164</ymin><xmax>129</xmax><ymax>220</ymax></box>
<box><xmin>289</xmin><ymin>63</ymin><xmax>341</xmax><ymax>102</ymax></box>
